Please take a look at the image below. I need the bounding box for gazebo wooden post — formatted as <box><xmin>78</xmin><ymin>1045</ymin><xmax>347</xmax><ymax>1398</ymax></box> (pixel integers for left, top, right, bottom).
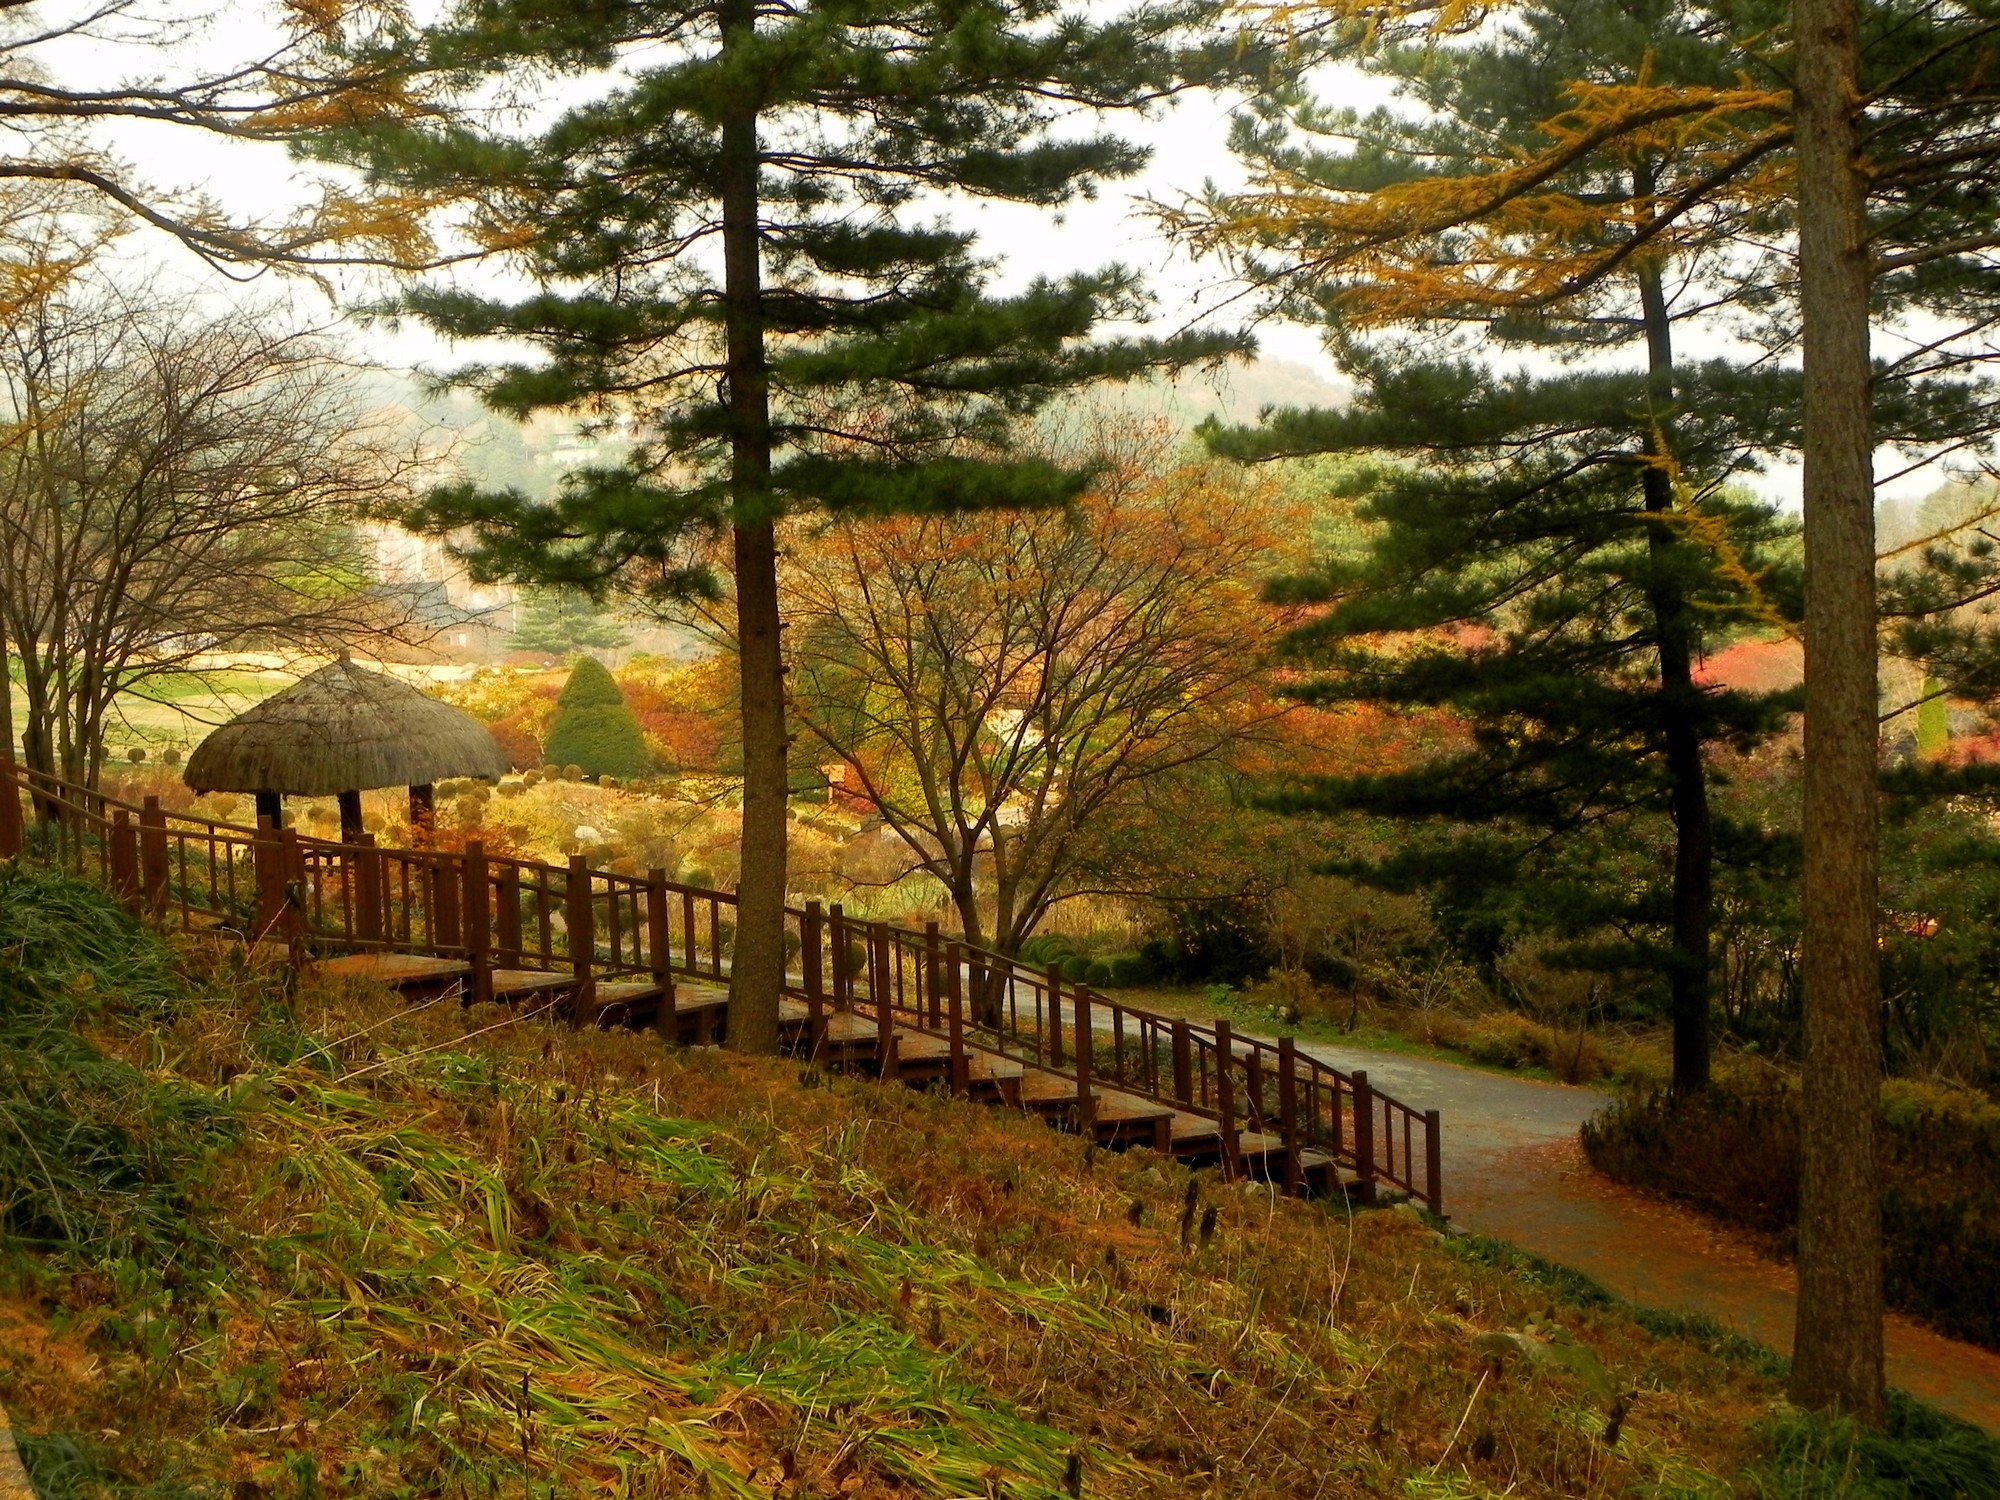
<box><xmin>254</xmin><ymin>790</ymin><xmax>283</xmax><ymax>831</ymax></box>
<box><xmin>337</xmin><ymin>789</ymin><xmax>365</xmax><ymax>844</ymax></box>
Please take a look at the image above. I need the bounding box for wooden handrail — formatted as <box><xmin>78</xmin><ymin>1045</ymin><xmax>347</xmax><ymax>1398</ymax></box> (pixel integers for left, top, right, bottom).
<box><xmin>0</xmin><ymin>755</ymin><xmax>1444</xmax><ymax>1210</ymax></box>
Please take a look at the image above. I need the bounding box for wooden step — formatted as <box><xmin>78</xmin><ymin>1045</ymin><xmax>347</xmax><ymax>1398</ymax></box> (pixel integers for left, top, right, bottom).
<box><xmin>1089</xmin><ymin>1088</ymin><xmax>1177</xmax><ymax>1151</ymax></box>
<box><xmin>586</xmin><ymin>980</ymin><xmax>665</xmax><ymax>1031</ymax></box>
<box><xmin>316</xmin><ymin>952</ymin><xmax>469</xmax><ymax>999</ymax></box>
<box><xmin>490</xmin><ymin>968</ymin><xmax>575</xmax><ymax>1002</ymax></box>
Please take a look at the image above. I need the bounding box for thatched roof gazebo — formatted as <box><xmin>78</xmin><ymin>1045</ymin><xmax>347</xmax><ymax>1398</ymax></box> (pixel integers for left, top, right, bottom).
<box><xmin>183</xmin><ymin>656</ymin><xmax>507</xmax><ymax>841</ymax></box>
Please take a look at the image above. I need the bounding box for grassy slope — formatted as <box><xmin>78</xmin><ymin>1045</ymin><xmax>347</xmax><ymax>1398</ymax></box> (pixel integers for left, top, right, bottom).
<box><xmin>0</xmin><ymin>872</ymin><xmax>1995</xmax><ymax>1500</ymax></box>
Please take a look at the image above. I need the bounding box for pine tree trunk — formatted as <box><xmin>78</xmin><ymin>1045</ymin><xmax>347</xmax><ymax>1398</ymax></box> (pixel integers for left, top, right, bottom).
<box><xmin>719</xmin><ymin>0</ymin><xmax>786</xmax><ymax>1056</ymax></box>
<box><xmin>1637</xmin><ymin>258</ymin><xmax>1713</xmax><ymax>1096</ymax></box>
<box><xmin>1792</xmin><ymin>0</ymin><xmax>1886</xmax><ymax>1422</ymax></box>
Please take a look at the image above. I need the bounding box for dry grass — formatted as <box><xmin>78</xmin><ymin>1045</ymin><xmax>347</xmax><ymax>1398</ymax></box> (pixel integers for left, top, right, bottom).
<box><xmin>0</xmin><ymin>899</ymin><xmax>1860</xmax><ymax>1498</ymax></box>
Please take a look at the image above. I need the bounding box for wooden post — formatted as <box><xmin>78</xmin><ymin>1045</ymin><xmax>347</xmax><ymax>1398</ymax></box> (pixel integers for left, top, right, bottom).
<box><xmin>830</xmin><ymin>904</ymin><xmax>850</xmax><ymax>1008</ymax></box>
<box><xmin>278</xmin><ymin>828</ymin><xmax>308</xmax><ymax>955</ymax></box>
<box><xmin>252</xmin><ymin>816</ymin><xmax>284</xmax><ymax>940</ymax></box>
<box><xmin>356</xmin><ymin>835</ymin><xmax>385</xmax><ymax>943</ymax></box>
<box><xmin>1215</xmin><ymin>1019</ymin><xmax>1240</xmax><ymax>1181</ymax></box>
<box><xmin>139</xmin><ymin>796</ymin><xmax>168</xmax><ymax>919</ymax></box>
<box><xmin>566</xmin><ymin>854</ymin><xmax>595</xmax><ymax>1028</ymax></box>
<box><xmin>1074</xmin><ymin>978</ymin><xmax>1094</xmax><ymax>1133</ymax></box>
<box><xmin>495</xmin><ymin>863</ymin><xmax>522</xmax><ymax>965</ymax></box>
<box><xmin>924</xmin><ymin>920</ymin><xmax>942</xmax><ymax>1027</ymax></box>
<box><xmin>946</xmin><ymin>940</ymin><xmax>969</xmax><ymax>1097</ymax></box>
<box><xmin>0</xmin><ymin>756</ymin><xmax>22</xmax><ymax>858</ymax></box>
<box><xmin>110</xmin><ymin>809</ymin><xmax>139</xmax><ymax>912</ymax></box>
<box><xmin>1278</xmin><ymin>1036</ymin><xmax>1302</xmax><ymax>1198</ymax></box>
<box><xmin>646</xmin><ymin>869</ymin><xmax>673</xmax><ymax>1007</ymax></box>
<box><xmin>1045</xmin><ymin>966</ymin><xmax>1064</xmax><ymax>1068</ymax></box>
<box><xmin>337</xmin><ymin>789</ymin><xmax>365</xmax><ymax>844</ymax></box>
<box><xmin>1171</xmin><ymin>1020</ymin><xmax>1193</xmax><ymax>1106</ymax></box>
<box><xmin>803</xmin><ymin>900</ymin><xmax>826</xmax><ymax>1061</ymax></box>
<box><xmin>462</xmin><ymin>841</ymin><xmax>493</xmax><ymax>1008</ymax></box>
<box><xmin>254</xmin><ymin>790</ymin><xmax>283</xmax><ymax>831</ymax></box>
<box><xmin>431</xmin><ymin>856</ymin><xmax>461</xmax><ymax>951</ymax></box>
<box><xmin>1424</xmin><ymin>1109</ymin><xmax>1444</xmax><ymax>1216</ymax></box>
<box><xmin>873</xmin><ymin>926</ymin><xmax>897</xmax><ymax>1080</ymax></box>
<box><xmin>1351</xmin><ymin>1070</ymin><xmax>1377</xmax><ymax>1200</ymax></box>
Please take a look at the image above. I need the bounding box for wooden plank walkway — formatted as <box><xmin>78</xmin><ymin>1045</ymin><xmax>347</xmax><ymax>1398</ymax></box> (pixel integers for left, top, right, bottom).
<box><xmin>1</xmin><ymin>756</ymin><xmax>1443</xmax><ymax>1210</ymax></box>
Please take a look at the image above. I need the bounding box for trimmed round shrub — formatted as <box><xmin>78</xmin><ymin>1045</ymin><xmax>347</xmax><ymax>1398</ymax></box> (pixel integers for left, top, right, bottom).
<box><xmin>1084</xmin><ymin>959</ymin><xmax>1115</xmax><ymax>987</ymax></box>
<box><xmin>562</xmin><ymin>762</ymin><xmax>586</xmax><ymax>782</ymax></box>
<box><xmin>1019</xmin><ymin>933</ymin><xmax>1077</xmax><ymax>967</ymax></box>
<box><xmin>522</xmin><ymin>769</ymin><xmax>543</xmax><ymax>787</ymax></box>
<box><xmin>1105</xmin><ymin>953</ymin><xmax>1150</xmax><ymax>987</ymax></box>
<box><xmin>161</xmin><ymin>748</ymin><xmax>181</xmax><ymax>768</ymax></box>
<box><xmin>600</xmin><ymin>775</ymin><xmax>620</xmax><ymax>791</ymax></box>
<box><xmin>1059</xmin><ymin>954</ymin><xmax>1092</xmax><ymax>983</ymax></box>
<box><xmin>125</xmin><ymin>747</ymin><xmax>146</xmax><ymax>764</ymax></box>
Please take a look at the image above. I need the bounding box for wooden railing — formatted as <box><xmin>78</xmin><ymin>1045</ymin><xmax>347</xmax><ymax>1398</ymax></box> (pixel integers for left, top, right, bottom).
<box><xmin>0</xmin><ymin>756</ymin><xmax>1442</xmax><ymax>1211</ymax></box>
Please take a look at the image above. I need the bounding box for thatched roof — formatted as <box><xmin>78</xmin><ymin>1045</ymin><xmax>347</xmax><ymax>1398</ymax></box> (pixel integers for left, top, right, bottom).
<box><xmin>183</xmin><ymin>658</ymin><xmax>507</xmax><ymax>795</ymax></box>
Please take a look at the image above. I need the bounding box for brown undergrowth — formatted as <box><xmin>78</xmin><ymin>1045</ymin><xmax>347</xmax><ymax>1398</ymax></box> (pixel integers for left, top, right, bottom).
<box><xmin>0</xmin><ymin>883</ymin><xmax>1874</xmax><ymax>1497</ymax></box>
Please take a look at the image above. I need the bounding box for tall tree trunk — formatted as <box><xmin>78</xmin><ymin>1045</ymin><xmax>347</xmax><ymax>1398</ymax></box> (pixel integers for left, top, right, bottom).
<box><xmin>0</xmin><ymin>620</ymin><xmax>14</xmax><ymax>764</ymax></box>
<box><xmin>1637</xmin><ymin>255</ymin><xmax>1713</xmax><ymax>1096</ymax></box>
<box><xmin>1793</xmin><ymin>0</ymin><xmax>1886</xmax><ymax>1422</ymax></box>
<box><xmin>719</xmin><ymin>0</ymin><xmax>785</xmax><ymax>1055</ymax></box>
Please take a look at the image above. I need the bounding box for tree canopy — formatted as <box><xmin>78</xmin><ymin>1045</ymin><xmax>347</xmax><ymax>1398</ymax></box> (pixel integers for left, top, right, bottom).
<box><xmin>312</xmin><ymin>0</ymin><xmax>1257</xmax><ymax>1049</ymax></box>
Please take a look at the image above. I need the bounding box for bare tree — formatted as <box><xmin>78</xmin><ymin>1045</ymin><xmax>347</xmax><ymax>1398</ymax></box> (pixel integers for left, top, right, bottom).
<box><xmin>782</xmin><ymin>444</ymin><xmax>1289</xmax><ymax>981</ymax></box>
<box><xmin>0</xmin><ymin>270</ymin><xmax>423</xmax><ymax>791</ymax></box>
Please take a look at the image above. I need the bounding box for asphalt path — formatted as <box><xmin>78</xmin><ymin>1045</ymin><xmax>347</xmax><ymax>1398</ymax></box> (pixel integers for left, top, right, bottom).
<box><xmin>1279</xmin><ymin>1033</ymin><xmax>2000</xmax><ymax>1432</ymax></box>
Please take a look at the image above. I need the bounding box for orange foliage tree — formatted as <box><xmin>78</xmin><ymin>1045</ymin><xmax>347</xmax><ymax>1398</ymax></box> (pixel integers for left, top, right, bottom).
<box><xmin>781</xmin><ymin>445</ymin><xmax>1297</xmax><ymax>976</ymax></box>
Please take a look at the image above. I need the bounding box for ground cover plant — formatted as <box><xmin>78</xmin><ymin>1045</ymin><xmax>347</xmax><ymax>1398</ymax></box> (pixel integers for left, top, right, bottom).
<box><xmin>0</xmin><ymin>868</ymin><xmax>1996</xmax><ymax>1496</ymax></box>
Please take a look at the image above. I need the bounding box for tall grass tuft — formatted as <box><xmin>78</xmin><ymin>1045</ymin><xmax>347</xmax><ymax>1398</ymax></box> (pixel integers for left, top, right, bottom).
<box><xmin>0</xmin><ymin>867</ymin><xmax>231</xmax><ymax>1263</ymax></box>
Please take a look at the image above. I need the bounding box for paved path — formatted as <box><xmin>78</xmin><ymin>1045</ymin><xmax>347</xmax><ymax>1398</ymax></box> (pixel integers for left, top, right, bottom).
<box><xmin>1283</xmin><ymin>1036</ymin><xmax>2000</xmax><ymax>1433</ymax></box>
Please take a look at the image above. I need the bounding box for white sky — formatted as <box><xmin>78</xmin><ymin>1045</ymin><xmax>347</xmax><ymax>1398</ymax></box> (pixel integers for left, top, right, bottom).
<box><xmin>66</xmin><ymin>4</ymin><xmax>1343</xmax><ymax>382</ymax></box>
<box><xmin>43</xmin><ymin>2</ymin><xmax>1982</xmax><ymax>508</ymax></box>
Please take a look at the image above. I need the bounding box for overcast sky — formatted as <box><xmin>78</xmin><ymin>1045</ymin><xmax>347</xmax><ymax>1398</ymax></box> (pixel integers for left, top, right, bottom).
<box><xmin>67</xmin><ymin>4</ymin><xmax>1346</xmax><ymax>385</ymax></box>
<box><xmin>47</xmin><ymin>4</ymin><xmax>1980</xmax><ymax>507</ymax></box>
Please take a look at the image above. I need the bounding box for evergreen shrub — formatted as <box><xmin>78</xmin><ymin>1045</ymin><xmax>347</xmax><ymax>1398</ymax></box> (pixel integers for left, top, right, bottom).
<box><xmin>542</xmin><ymin>659</ymin><xmax>651</xmax><ymax>777</ymax></box>
<box><xmin>1017</xmin><ymin>933</ymin><xmax>1077</xmax><ymax>968</ymax></box>
<box><xmin>557</xmin><ymin>655</ymin><xmax>624</xmax><ymax>709</ymax></box>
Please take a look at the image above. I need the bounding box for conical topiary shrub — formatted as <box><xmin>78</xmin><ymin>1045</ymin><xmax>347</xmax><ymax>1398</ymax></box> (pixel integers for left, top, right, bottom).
<box><xmin>544</xmin><ymin>659</ymin><xmax>651</xmax><ymax>779</ymax></box>
<box><xmin>558</xmin><ymin>655</ymin><xmax>626</xmax><ymax>710</ymax></box>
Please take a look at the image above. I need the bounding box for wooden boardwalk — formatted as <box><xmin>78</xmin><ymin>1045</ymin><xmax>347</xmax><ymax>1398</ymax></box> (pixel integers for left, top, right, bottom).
<box><xmin>1</xmin><ymin>758</ymin><xmax>1443</xmax><ymax>1209</ymax></box>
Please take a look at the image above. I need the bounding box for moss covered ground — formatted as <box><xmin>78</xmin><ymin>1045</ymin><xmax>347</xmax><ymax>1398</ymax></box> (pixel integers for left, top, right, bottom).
<box><xmin>1</xmin><ymin>867</ymin><xmax>1995</xmax><ymax>1498</ymax></box>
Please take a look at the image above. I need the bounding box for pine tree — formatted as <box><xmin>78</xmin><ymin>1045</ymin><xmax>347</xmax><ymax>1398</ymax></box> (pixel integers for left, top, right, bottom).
<box><xmin>317</xmin><ymin>0</ymin><xmax>1252</xmax><ymax>1050</ymax></box>
<box><xmin>510</xmin><ymin>589</ymin><xmax>629</xmax><ymax>658</ymax></box>
<box><xmin>1181</xmin><ymin>0</ymin><xmax>1801</xmax><ymax>1095</ymax></box>
<box><xmin>1177</xmin><ymin>0</ymin><xmax>2000</xmax><ymax>1419</ymax></box>
<box><xmin>1792</xmin><ymin>0</ymin><xmax>1885</xmax><ymax>1426</ymax></box>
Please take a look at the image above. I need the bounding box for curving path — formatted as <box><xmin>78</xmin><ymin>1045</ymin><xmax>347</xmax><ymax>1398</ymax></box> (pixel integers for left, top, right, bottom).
<box><xmin>1280</xmin><ymin>1036</ymin><xmax>2000</xmax><ymax>1433</ymax></box>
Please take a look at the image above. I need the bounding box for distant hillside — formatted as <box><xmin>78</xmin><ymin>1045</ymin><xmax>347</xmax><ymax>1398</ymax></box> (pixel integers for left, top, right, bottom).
<box><xmin>1091</xmin><ymin>356</ymin><xmax>1352</xmax><ymax>429</ymax></box>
